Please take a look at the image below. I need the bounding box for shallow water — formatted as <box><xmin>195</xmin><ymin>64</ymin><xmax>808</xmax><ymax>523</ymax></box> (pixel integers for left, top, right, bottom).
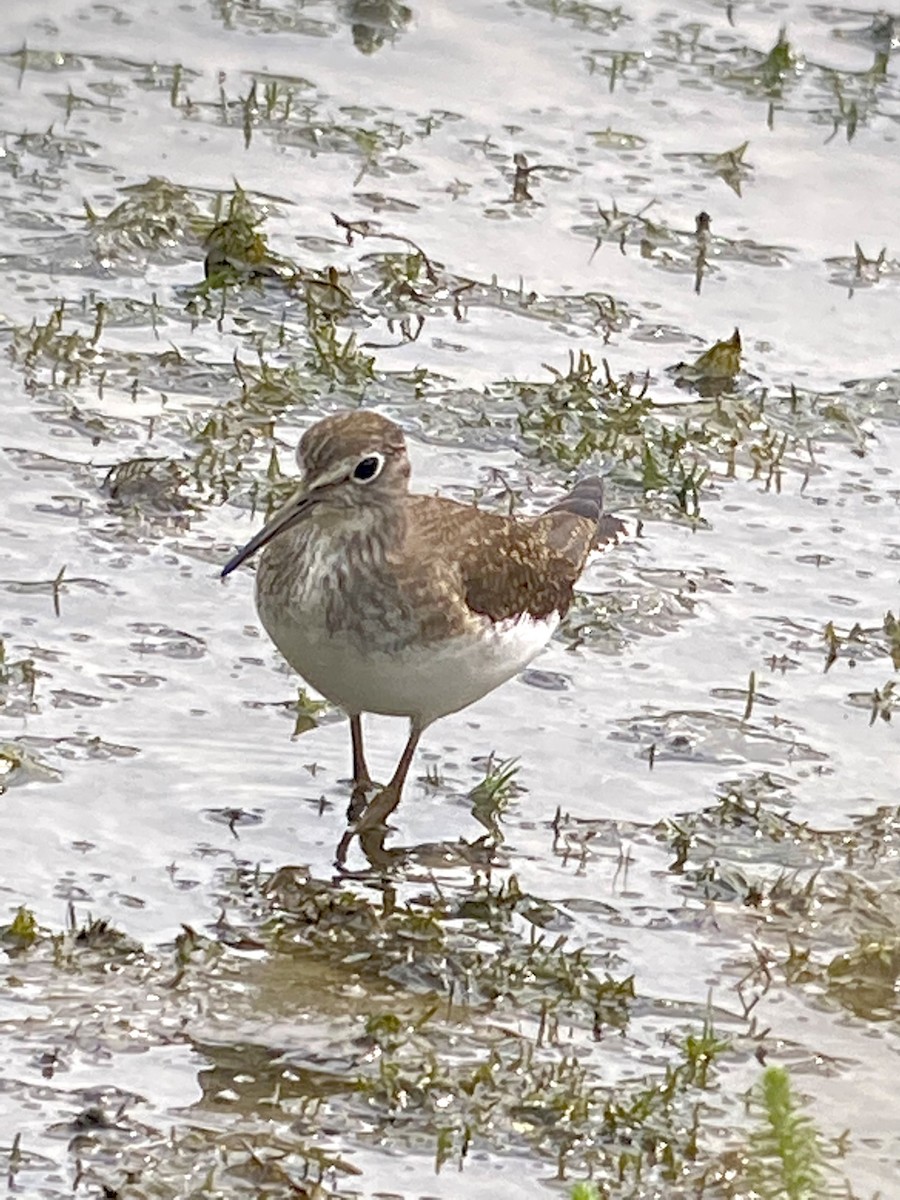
<box><xmin>2</xmin><ymin>0</ymin><xmax>900</xmax><ymax>1195</ymax></box>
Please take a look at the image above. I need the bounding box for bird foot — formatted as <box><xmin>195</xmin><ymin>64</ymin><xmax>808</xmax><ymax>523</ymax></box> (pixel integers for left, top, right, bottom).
<box><xmin>335</xmin><ymin>783</ymin><xmax>403</xmax><ymax>870</ymax></box>
<box><xmin>347</xmin><ymin>777</ymin><xmax>378</xmax><ymax>823</ymax></box>
<box><xmin>355</xmin><ymin>783</ymin><xmax>402</xmax><ymax>832</ymax></box>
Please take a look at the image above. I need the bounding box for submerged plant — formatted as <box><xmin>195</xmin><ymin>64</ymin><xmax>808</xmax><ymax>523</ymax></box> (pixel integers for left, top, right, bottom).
<box><xmin>571</xmin><ymin>1183</ymin><xmax>600</xmax><ymax>1200</ymax></box>
<box><xmin>0</xmin><ymin>905</ymin><xmax>40</xmax><ymax>949</ymax></box>
<box><xmin>745</xmin><ymin>1066</ymin><xmax>826</xmax><ymax>1199</ymax></box>
<box><xmin>194</xmin><ymin>180</ymin><xmax>297</xmax><ymax>288</ymax></box>
<box><xmin>469</xmin><ymin>755</ymin><xmax>522</xmax><ymax>836</ymax></box>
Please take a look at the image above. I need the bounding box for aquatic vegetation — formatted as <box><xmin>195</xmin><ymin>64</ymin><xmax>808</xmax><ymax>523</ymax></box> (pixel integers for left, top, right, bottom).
<box><xmin>823</xmin><ymin>612</ymin><xmax>900</xmax><ymax>672</ymax></box>
<box><xmin>468</xmin><ymin>754</ymin><xmax>522</xmax><ymax>836</ymax></box>
<box><xmin>1</xmin><ymin>1</ymin><xmax>899</xmax><ymax>1195</ymax></box>
<box><xmin>0</xmin><ymin>905</ymin><xmax>39</xmax><ymax>949</ymax></box>
<box><xmin>83</xmin><ymin>176</ymin><xmax>203</xmax><ymax>257</ymax></box>
<box><xmin>291</xmin><ymin>686</ymin><xmax>331</xmax><ymax>736</ymax></box>
<box><xmin>192</xmin><ymin>181</ymin><xmax>298</xmax><ymax>289</ymax></box>
<box><xmin>571</xmin><ymin>1183</ymin><xmax>600</xmax><ymax>1200</ymax></box>
<box><xmin>744</xmin><ymin>1066</ymin><xmax>827</xmax><ymax>1200</ymax></box>
<box><xmin>0</xmin><ymin>639</ymin><xmax>38</xmax><ymax>715</ymax></box>
<box><xmin>0</xmin><ymin>743</ymin><xmax>61</xmax><ymax>792</ymax></box>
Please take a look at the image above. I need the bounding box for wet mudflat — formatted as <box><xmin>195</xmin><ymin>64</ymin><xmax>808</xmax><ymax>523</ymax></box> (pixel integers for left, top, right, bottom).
<box><xmin>1</xmin><ymin>0</ymin><xmax>899</xmax><ymax>1195</ymax></box>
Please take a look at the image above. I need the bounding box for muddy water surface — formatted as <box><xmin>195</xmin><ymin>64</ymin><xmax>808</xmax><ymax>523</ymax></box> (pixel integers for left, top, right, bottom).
<box><xmin>1</xmin><ymin>0</ymin><xmax>899</xmax><ymax>1196</ymax></box>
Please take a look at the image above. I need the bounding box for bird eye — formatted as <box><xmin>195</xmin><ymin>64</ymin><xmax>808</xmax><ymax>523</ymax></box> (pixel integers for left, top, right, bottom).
<box><xmin>352</xmin><ymin>453</ymin><xmax>384</xmax><ymax>483</ymax></box>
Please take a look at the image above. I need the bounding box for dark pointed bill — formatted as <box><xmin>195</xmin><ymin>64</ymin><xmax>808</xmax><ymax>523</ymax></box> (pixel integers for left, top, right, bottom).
<box><xmin>220</xmin><ymin>492</ymin><xmax>313</xmax><ymax>578</ymax></box>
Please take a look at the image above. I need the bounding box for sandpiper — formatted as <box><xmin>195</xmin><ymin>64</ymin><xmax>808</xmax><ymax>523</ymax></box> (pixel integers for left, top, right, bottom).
<box><xmin>221</xmin><ymin>410</ymin><xmax>624</xmax><ymax>837</ymax></box>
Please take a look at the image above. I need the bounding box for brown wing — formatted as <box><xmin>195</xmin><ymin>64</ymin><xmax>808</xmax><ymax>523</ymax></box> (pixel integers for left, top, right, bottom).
<box><xmin>393</xmin><ymin>482</ymin><xmax>623</xmax><ymax>634</ymax></box>
<box><xmin>459</xmin><ymin>511</ymin><xmax>590</xmax><ymax>621</ymax></box>
<box><xmin>462</xmin><ymin>476</ymin><xmax>626</xmax><ymax>622</ymax></box>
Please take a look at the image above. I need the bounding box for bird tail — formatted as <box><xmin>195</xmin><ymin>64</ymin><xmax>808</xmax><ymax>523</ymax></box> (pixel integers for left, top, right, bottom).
<box><xmin>546</xmin><ymin>475</ymin><xmax>626</xmax><ymax>546</ymax></box>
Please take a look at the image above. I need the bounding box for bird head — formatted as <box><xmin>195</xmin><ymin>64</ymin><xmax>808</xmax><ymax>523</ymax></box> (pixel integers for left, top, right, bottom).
<box><xmin>220</xmin><ymin>411</ymin><xmax>410</xmax><ymax>578</ymax></box>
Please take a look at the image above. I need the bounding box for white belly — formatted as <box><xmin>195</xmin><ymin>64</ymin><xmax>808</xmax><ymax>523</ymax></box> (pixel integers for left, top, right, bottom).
<box><xmin>257</xmin><ymin>598</ymin><xmax>558</xmax><ymax>729</ymax></box>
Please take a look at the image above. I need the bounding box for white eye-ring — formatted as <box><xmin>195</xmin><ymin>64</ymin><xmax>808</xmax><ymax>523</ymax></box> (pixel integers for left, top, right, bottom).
<box><xmin>351</xmin><ymin>452</ymin><xmax>385</xmax><ymax>484</ymax></box>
